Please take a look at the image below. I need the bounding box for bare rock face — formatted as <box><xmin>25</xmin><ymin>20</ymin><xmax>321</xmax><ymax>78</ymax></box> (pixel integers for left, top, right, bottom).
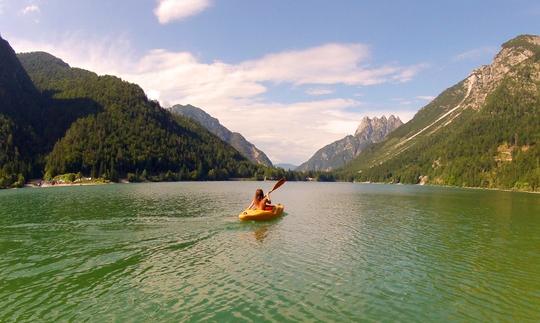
<box><xmin>463</xmin><ymin>36</ymin><xmax>540</xmax><ymax>111</ymax></box>
<box><xmin>169</xmin><ymin>105</ymin><xmax>273</xmax><ymax>167</ymax></box>
<box><xmin>297</xmin><ymin>115</ymin><xmax>403</xmax><ymax>171</ymax></box>
<box><xmin>387</xmin><ymin>35</ymin><xmax>540</xmax><ymax>160</ymax></box>
<box><xmin>355</xmin><ymin>115</ymin><xmax>402</xmax><ymax>141</ymax></box>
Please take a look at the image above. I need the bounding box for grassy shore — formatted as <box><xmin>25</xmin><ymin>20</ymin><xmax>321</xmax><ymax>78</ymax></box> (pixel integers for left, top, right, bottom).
<box><xmin>26</xmin><ymin>176</ymin><xmax>110</xmax><ymax>188</ymax></box>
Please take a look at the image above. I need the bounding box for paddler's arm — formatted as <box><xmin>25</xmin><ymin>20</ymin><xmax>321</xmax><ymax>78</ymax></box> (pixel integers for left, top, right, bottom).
<box><xmin>247</xmin><ymin>200</ymin><xmax>255</xmax><ymax>210</ymax></box>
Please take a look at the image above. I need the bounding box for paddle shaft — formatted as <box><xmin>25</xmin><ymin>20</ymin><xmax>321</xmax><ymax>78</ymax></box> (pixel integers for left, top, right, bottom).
<box><xmin>268</xmin><ymin>178</ymin><xmax>286</xmax><ymax>195</ymax></box>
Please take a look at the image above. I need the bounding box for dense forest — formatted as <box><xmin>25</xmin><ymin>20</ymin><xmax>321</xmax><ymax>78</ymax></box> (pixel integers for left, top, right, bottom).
<box><xmin>0</xmin><ymin>36</ymin><xmax>44</xmax><ymax>188</ymax></box>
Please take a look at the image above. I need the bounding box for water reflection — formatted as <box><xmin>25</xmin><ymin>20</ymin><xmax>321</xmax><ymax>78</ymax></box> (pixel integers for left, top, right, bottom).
<box><xmin>253</xmin><ymin>225</ymin><xmax>269</xmax><ymax>243</ymax></box>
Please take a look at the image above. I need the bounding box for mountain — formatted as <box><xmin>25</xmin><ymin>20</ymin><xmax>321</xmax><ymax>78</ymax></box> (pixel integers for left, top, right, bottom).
<box><xmin>275</xmin><ymin>163</ymin><xmax>297</xmax><ymax>171</ymax></box>
<box><xmin>18</xmin><ymin>51</ymin><xmax>263</xmax><ymax>181</ymax></box>
<box><xmin>169</xmin><ymin>104</ymin><xmax>273</xmax><ymax>167</ymax></box>
<box><xmin>340</xmin><ymin>35</ymin><xmax>540</xmax><ymax>192</ymax></box>
<box><xmin>0</xmin><ymin>36</ymin><xmax>45</xmax><ymax>187</ymax></box>
<box><xmin>297</xmin><ymin>116</ymin><xmax>403</xmax><ymax>172</ymax></box>
<box><xmin>0</xmin><ymin>34</ymin><xmax>264</xmax><ymax>188</ymax></box>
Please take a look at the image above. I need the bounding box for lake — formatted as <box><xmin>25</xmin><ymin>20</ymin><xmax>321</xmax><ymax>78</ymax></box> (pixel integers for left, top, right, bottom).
<box><xmin>0</xmin><ymin>182</ymin><xmax>539</xmax><ymax>321</ymax></box>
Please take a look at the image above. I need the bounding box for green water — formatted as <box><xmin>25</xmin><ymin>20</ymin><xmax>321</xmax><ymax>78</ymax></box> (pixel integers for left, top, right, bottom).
<box><xmin>0</xmin><ymin>182</ymin><xmax>539</xmax><ymax>322</ymax></box>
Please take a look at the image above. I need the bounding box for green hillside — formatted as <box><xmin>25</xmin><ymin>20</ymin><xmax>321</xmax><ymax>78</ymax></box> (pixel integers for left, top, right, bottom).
<box><xmin>339</xmin><ymin>35</ymin><xmax>540</xmax><ymax>192</ymax></box>
<box><xmin>0</xmin><ymin>35</ymin><xmax>265</xmax><ymax>188</ymax></box>
<box><xmin>17</xmin><ymin>51</ymin><xmax>262</xmax><ymax>181</ymax></box>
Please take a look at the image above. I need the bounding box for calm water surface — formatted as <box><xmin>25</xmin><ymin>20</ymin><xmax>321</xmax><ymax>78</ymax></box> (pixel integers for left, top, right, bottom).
<box><xmin>0</xmin><ymin>182</ymin><xmax>539</xmax><ymax>321</ymax></box>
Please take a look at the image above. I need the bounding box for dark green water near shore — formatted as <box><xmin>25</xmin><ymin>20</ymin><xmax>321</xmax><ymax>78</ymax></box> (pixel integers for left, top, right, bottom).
<box><xmin>1</xmin><ymin>182</ymin><xmax>539</xmax><ymax>321</ymax></box>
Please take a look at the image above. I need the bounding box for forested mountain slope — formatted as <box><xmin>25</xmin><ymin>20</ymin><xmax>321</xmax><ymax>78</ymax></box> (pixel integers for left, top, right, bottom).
<box><xmin>0</xmin><ymin>36</ymin><xmax>43</xmax><ymax>187</ymax></box>
<box><xmin>17</xmin><ymin>51</ymin><xmax>261</xmax><ymax>181</ymax></box>
<box><xmin>340</xmin><ymin>35</ymin><xmax>540</xmax><ymax>192</ymax></box>
<box><xmin>0</xmin><ymin>34</ymin><xmax>264</xmax><ymax>188</ymax></box>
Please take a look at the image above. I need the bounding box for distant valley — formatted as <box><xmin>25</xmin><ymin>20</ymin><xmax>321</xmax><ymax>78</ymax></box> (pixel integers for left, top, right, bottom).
<box><xmin>275</xmin><ymin>163</ymin><xmax>298</xmax><ymax>171</ymax></box>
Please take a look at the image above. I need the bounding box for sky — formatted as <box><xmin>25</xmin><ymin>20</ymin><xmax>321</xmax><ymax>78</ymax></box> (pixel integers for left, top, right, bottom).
<box><xmin>0</xmin><ymin>0</ymin><xmax>539</xmax><ymax>164</ymax></box>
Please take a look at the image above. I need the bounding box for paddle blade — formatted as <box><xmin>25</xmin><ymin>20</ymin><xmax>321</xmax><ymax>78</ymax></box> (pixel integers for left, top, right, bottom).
<box><xmin>269</xmin><ymin>178</ymin><xmax>286</xmax><ymax>193</ymax></box>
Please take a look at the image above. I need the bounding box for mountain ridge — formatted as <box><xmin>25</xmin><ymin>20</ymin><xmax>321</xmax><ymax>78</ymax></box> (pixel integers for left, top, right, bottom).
<box><xmin>169</xmin><ymin>104</ymin><xmax>273</xmax><ymax>167</ymax></box>
<box><xmin>297</xmin><ymin>115</ymin><xmax>403</xmax><ymax>172</ymax></box>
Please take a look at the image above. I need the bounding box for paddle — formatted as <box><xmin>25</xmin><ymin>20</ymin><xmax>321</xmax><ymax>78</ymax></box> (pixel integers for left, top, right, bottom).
<box><xmin>268</xmin><ymin>177</ymin><xmax>286</xmax><ymax>195</ymax></box>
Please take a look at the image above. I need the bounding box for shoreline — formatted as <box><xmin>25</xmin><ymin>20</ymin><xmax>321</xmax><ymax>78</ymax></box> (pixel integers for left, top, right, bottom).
<box><xmin>26</xmin><ymin>182</ymin><xmax>111</xmax><ymax>188</ymax></box>
<box><xmin>414</xmin><ymin>183</ymin><xmax>540</xmax><ymax>194</ymax></box>
<box><xmin>363</xmin><ymin>181</ymin><xmax>540</xmax><ymax>195</ymax></box>
<box><xmin>352</xmin><ymin>181</ymin><xmax>540</xmax><ymax>195</ymax></box>
<box><xmin>14</xmin><ymin>178</ymin><xmax>539</xmax><ymax>195</ymax></box>
<box><xmin>439</xmin><ymin>183</ymin><xmax>540</xmax><ymax>195</ymax></box>
<box><xmin>24</xmin><ymin>178</ymin><xmax>112</xmax><ymax>189</ymax></box>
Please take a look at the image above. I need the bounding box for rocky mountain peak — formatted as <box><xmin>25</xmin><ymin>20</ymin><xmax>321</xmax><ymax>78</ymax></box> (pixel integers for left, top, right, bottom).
<box><xmin>355</xmin><ymin>115</ymin><xmax>402</xmax><ymax>139</ymax></box>
<box><xmin>502</xmin><ymin>34</ymin><xmax>540</xmax><ymax>49</ymax></box>
<box><xmin>461</xmin><ymin>35</ymin><xmax>540</xmax><ymax>111</ymax></box>
<box><xmin>297</xmin><ymin>115</ymin><xmax>403</xmax><ymax>171</ymax></box>
<box><xmin>355</xmin><ymin>116</ymin><xmax>372</xmax><ymax>136</ymax></box>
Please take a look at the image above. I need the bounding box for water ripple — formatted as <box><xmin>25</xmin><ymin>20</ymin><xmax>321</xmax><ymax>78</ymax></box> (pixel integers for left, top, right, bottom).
<box><xmin>0</xmin><ymin>182</ymin><xmax>539</xmax><ymax>321</ymax></box>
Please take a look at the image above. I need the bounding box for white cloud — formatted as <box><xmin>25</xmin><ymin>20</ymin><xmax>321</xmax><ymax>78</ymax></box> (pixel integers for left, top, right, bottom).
<box><xmin>11</xmin><ymin>33</ymin><xmax>135</xmax><ymax>74</ymax></box>
<box><xmin>238</xmin><ymin>43</ymin><xmax>425</xmax><ymax>86</ymax></box>
<box><xmin>305</xmin><ymin>88</ymin><xmax>334</xmax><ymax>96</ymax></box>
<box><xmin>225</xmin><ymin>99</ymin><xmax>363</xmax><ymax>162</ymax></box>
<box><xmin>391</xmin><ymin>95</ymin><xmax>436</xmax><ymax>108</ymax></box>
<box><xmin>398</xmin><ymin>100</ymin><xmax>413</xmax><ymax>106</ymax></box>
<box><xmin>154</xmin><ymin>0</ymin><xmax>211</xmax><ymax>24</ymax></box>
<box><xmin>9</xmin><ymin>35</ymin><xmax>423</xmax><ymax>164</ymax></box>
<box><xmin>392</xmin><ymin>63</ymin><xmax>429</xmax><ymax>82</ymax></box>
<box><xmin>416</xmin><ymin>95</ymin><xmax>435</xmax><ymax>101</ymax></box>
<box><xmin>21</xmin><ymin>4</ymin><xmax>40</xmax><ymax>15</ymax></box>
<box><xmin>453</xmin><ymin>47</ymin><xmax>497</xmax><ymax>61</ymax></box>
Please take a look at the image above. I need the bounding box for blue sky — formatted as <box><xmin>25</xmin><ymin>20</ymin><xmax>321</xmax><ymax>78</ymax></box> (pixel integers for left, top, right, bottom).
<box><xmin>1</xmin><ymin>0</ymin><xmax>539</xmax><ymax>164</ymax></box>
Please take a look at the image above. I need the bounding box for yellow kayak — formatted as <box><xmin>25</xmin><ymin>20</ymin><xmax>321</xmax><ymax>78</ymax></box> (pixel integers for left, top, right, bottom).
<box><xmin>239</xmin><ymin>204</ymin><xmax>285</xmax><ymax>221</ymax></box>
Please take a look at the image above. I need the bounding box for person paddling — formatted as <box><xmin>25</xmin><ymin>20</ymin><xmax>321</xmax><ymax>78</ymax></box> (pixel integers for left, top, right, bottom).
<box><xmin>239</xmin><ymin>178</ymin><xmax>286</xmax><ymax>221</ymax></box>
<box><xmin>248</xmin><ymin>189</ymin><xmax>274</xmax><ymax>211</ymax></box>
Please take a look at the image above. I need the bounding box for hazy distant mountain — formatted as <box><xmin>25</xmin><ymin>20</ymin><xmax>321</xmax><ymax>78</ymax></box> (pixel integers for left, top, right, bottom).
<box><xmin>170</xmin><ymin>104</ymin><xmax>273</xmax><ymax>167</ymax></box>
<box><xmin>340</xmin><ymin>34</ymin><xmax>540</xmax><ymax>192</ymax></box>
<box><xmin>275</xmin><ymin>163</ymin><xmax>297</xmax><ymax>171</ymax></box>
<box><xmin>297</xmin><ymin>115</ymin><xmax>403</xmax><ymax>172</ymax></box>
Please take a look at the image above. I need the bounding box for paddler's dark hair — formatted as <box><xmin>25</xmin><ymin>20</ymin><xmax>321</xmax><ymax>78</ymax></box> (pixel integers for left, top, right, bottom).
<box><xmin>255</xmin><ymin>189</ymin><xmax>264</xmax><ymax>201</ymax></box>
